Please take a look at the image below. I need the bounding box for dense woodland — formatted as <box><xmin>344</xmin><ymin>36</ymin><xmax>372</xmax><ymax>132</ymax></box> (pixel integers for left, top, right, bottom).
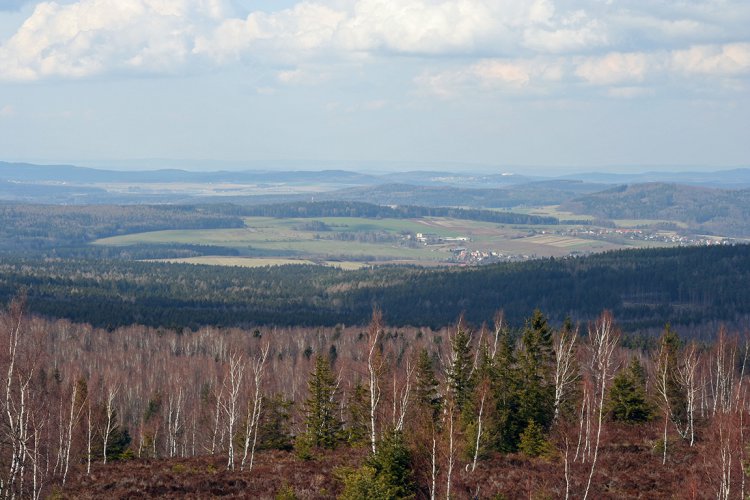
<box><xmin>231</xmin><ymin>201</ymin><xmax>559</xmax><ymax>225</ymax></box>
<box><xmin>0</xmin><ymin>204</ymin><xmax>244</xmax><ymax>254</ymax></box>
<box><xmin>561</xmin><ymin>183</ymin><xmax>750</xmax><ymax>236</ymax></box>
<box><xmin>2</xmin><ymin>298</ymin><xmax>749</xmax><ymax>498</ymax></box>
<box><xmin>0</xmin><ymin>245</ymin><xmax>748</xmax><ymax>332</ymax></box>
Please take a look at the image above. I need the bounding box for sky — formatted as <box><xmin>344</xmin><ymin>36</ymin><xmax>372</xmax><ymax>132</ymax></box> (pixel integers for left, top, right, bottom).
<box><xmin>0</xmin><ymin>0</ymin><xmax>748</xmax><ymax>173</ymax></box>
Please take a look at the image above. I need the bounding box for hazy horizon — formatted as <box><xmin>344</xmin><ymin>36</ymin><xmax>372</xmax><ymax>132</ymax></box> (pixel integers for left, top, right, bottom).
<box><xmin>4</xmin><ymin>157</ymin><xmax>750</xmax><ymax>176</ymax></box>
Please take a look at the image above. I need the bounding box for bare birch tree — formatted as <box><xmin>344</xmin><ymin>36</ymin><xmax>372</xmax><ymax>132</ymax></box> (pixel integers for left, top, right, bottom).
<box><xmin>677</xmin><ymin>342</ymin><xmax>699</xmax><ymax>447</ymax></box>
<box><xmin>583</xmin><ymin>311</ymin><xmax>619</xmax><ymax>500</ymax></box>
<box><xmin>102</xmin><ymin>385</ymin><xmax>119</xmax><ymax>464</ymax></box>
<box><xmin>367</xmin><ymin>308</ymin><xmax>384</xmax><ymax>454</ymax></box>
<box><xmin>221</xmin><ymin>352</ymin><xmax>245</xmax><ymax>470</ymax></box>
<box><xmin>392</xmin><ymin>358</ymin><xmax>414</xmax><ymax>432</ymax></box>
<box><xmin>655</xmin><ymin>339</ymin><xmax>672</xmax><ymax>465</ymax></box>
<box><xmin>241</xmin><ymin>343</ymin><xmax>270</xmax><ymax>472</ymax></box>
<box><xmin>554</xmin><ymin>323</ymin><xmax>579</xmax><ymax>422</ymax></box>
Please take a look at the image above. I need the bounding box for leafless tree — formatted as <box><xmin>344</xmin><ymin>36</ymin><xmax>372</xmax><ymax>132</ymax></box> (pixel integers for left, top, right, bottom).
<box><xmin>583</xmin><ymin>311</ymin><xmax>620</xmax><ymax>500</ymax></box>
<box><xmin>241</xmin><ymin>343</ymin><xmax>270</xmax><ymax>472</ymax></box>
<box><xmin>221</xmin><ymin>352</ymin><xmax>245</xmax><ymax>470</ymax></box>
<box><xmin>102</xmin><ymin>385</ymin><xmax>119</xmax><ymax>464</ymax></box>
<box><xmin>654</xmin><ymin>339</ymin><xmax>671</xmax><ymax>465</ymax></box>
<box><xmin>445</xmin><ymin>399</ymin><xmax>456</xmax><ymax>500</ymax></box>
<box><xmin>367</xmin><ymin>308</ymin><xmax>384</xmax><ymax>454</ymax></box>
<box><xmin>554</xmin><ymin>324</ymin><xmax>579</xmax><ymax>422</ymax></box>
<box><xmin>393</xmin><ymin>358</ymin><xmax>414</xmax><ymax>432</ymax></box>
<box><xmin>678</xmin><ymin>343</ymin><xmax>700</xmax><ymax>446</ymax></box>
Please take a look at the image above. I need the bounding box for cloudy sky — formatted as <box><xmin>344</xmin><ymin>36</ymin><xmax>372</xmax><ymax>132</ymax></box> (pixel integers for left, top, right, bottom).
<box><xmin>0</xmin><ymin>0</ymin><xmax>748</xmax><ymax>173</ymax></box>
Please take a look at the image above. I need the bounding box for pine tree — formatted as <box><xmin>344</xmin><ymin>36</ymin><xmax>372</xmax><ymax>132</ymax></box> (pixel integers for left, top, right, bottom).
<box><xmin>414</xmin><ymin>349</ymin><xmax>442</xmax><ymax>424</ymax></box>
<box><xmin>491</xmin><ymin>326</ymin><xmax>523</xmax><ymax>452</ymax></box>
<box><xmin>304</xmin><ymin>355</ymin><xmax>341</xmax><ymax>449</ymax></box>
<box><xmin>447</xmin><ymin>319</ymin><xmax>474</xmax><ymax>417</ymax></box>
<box><xmin>346</xmin><ymin>382</ymin><xmax>369</xmax><ymax>446</ymax></box>
<box><xmin>609</xmin><ymin>357</ymin><xmax>652</xmax><ymax>423</ymax></box>
<box><xmin>518</xmin><ymin>419</ymin><xmax>551</xmax><ymax>458</ymax></box>
<box><xmin>517</xmin><ymin>310</ymin><xmax>556</xmax><ymax>433</ymax></box>
<box><xmin>660</xmin><ymin>325</ymin><xmax>688</xmax><ymax>429</ymax></box>
<box><xmin>258</xmin><ymin>393</ymin><xmax>294</xmax><ymax>451</ymax></box>
<box><xmin>367</xmin><ymin>431</ymin><xmax>415</xmax><ymax>498</ymax></box>
<box><xmin>338</xmin><ymin>431</ymin><xmax>415</xmax><ymax>500</ymax></box>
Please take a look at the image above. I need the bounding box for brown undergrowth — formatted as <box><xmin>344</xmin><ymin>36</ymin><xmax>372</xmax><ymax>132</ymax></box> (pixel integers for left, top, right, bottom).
<box><xmin>60</xmin><ymin>423</ymin><xmax>730</xmax><ymax>499</ymax></box>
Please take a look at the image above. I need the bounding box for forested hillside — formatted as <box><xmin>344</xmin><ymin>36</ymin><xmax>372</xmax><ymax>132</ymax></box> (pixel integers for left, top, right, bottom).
<box><xmin>0</xmin><ymin>245</ymin><xmax>747</xmax><ymax>332</ymax></box>
<box><xmin>563</xmin><ymin>183</ymin><xmax>750</xmax><ymax>235</ymax></box>
<box><xmin>224</xmin><ymin>200</ymin><xmax>558</xmax><ymax>225</ymax></box>
<box><xmin>0</xmin><ymin>204</ymin><xmax>244</xmax><ymax>253</ymax></box>
<box><xmin>316</xmin><ymin>181</ymin><xmax>605</xmax><ymax>208</ymax></box>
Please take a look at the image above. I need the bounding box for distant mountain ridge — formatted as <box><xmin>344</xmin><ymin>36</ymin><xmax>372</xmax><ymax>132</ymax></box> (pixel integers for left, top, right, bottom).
<box><xmin>0</xmin><ymin>161</ymin><xmax>383</xmax><ymax>185</ymax></box>
<box><xmin>562</xmin><ymin>168</ymin><xmax>750</xmax><ymax>188</ymax></box>
<box><xmin>3</xmin><ymin>161</ymin><xmax>750</xmax><ymax>217</ymax></box>
<box><xmin>6</xmin><ymin>160</ymin><xmax>750</xmax><ymax>189</ymax></box>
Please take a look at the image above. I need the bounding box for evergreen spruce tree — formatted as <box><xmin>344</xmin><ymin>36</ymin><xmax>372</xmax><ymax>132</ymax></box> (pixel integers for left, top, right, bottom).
<box><xmin>258</xmin><ymin>393</ymin><xmax>294</xmax><ymax>451</ymax></box>
<box><xmin>304</xmin><ymin>354</ymin><xmax>341</xmax><ymax>449</ymax></box>
<box><xmin>447</xmin><ymin>320</ymin><xmax>474</xmax><ymax>417</ymax></box>
<box><xmin>518</xmin><ymin>419</ymin><xmax>551</xmax><ymax>458</ymax></box>
<box><xmin>464</xmin><ymin>344</ymin><xmax>493</xmax><ymax>461</ymax></box>
<box><xmin>346</xmin><ymin>382</ymin><xmax>370</xmax><ymax>446</ymax></box>
<box><xmin>414</xmin><ymin>349</ymin><xmax>442</xmax><ymax>424</ymax></box>
<box><xmin>609</xmin><ymin>357</ymin><xmax>652</xmax><ymax>423</ymax></box>
<box><xmin>660</xmin><ymin>325</ymin><xmax>688</xmax><ymax>430</ymax></box>
<box><xmin>338</xmin><ymin>431</ymin><xmax>415</xmax><ymax>500</ymax></box>
<box><xmin>517</xmin><ymin>310</ymin><xmax>556</xmax><ymax>433</ymax></box>
<box><xmin>491</xmin><ymin>326</ymin><xmax>523</xmax><ymax>452</ymax></box>
<box><xmin>367</xmin><ymin>431</ymin><xmax>415</xmax><ymax>498</ymax></box>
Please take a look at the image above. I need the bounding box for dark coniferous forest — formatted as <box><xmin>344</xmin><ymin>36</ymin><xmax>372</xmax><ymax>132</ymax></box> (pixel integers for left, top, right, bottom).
<box><xmin>1</xmin><ymin>244</ymin><xmax>748</xmax><ymax>332</ymax></box>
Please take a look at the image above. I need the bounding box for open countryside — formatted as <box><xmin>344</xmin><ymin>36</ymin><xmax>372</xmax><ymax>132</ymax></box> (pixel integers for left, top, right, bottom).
<box><xmin>95</xmin><ymin>215</ymin><xmax>673</xmax><ymax>266</ymax></box>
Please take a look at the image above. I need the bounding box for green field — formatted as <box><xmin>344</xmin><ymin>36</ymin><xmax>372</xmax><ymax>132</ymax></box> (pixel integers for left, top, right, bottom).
<box><xmin>93</xmin><ymin>215</ymin><xmax>664</xmax><ymax>266</ymax></box>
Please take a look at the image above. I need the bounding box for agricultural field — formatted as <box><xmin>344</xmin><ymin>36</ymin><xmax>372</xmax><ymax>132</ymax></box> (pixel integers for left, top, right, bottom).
<box><xmin>94</xmin><ymin>215</ymin><xmax>670</xmax><ymax>266</ymax></box>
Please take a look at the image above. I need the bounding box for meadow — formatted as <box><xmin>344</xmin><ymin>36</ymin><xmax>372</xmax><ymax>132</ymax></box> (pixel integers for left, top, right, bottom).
<box><xmin>94</xmin><ymin>215</ymin><xmax>660</xmax><ymax>266</ymax></box>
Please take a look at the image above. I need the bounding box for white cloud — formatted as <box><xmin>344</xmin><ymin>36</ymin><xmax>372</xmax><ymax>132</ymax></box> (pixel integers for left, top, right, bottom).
<box><xmin>417</xmin><ymin>41</ymin><xmax>750</xmax><ymax>97</ymax></box>
<box><xmin>670</xmin><ymin>43</ymin><xmax>750</xmax><ymax>77</ymax></box>
<box><xmin>1</xmin><ymin>0</ymin><xmax>616</xmax><ymax>82</ymax></box>
<box><xmin>0</xmin><ymin>0</ymin><xmax>748</xmax><ymax>102</ymax></box>
<box><xmin>0</xmin><ymin>0</ymin><xmax>229</xmax><ymax>80</ymax></box>
<box><xmin>522</xmin><ymin>10</ymin><xmax>608</xmax><ymax>53</ymax></box>
<box><xmin>335</xmin><ymin>0</ymin><xmax>499</xmax><ymax>55</ymax></box>
<box><xmin>575</xmin><ymin>51</ymin><xmax>651</xmax><ymax>85</ymax></box>
<box><xmin>574</xmin><ymin>42</ymin><xmax>750</xmax><ymax>87</ymax></box>
<box><xmin>194</xmin><ymin>2</ymin><xmax>346</xmax><ymax>63</ymax></box>
<box><xmin>416</xmin><ymin>57</ymin><xmax>563</xmax><ymax>97</ymax></box>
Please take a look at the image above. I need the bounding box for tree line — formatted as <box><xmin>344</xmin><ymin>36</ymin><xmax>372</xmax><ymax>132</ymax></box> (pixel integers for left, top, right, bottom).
<box><xmin>1</xmin><ymin>245</ymin><xmax>749</xmax><ymax>331</ymax></box>
<box><xmin>220</xmin><ymin>201</ymin><xmax>559</xmax><ymax>225</ymax></box>
<box><xmin>0</xmin><ymin>203</ymin><xmax>244</xmax><ymax>254</ymax></box>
